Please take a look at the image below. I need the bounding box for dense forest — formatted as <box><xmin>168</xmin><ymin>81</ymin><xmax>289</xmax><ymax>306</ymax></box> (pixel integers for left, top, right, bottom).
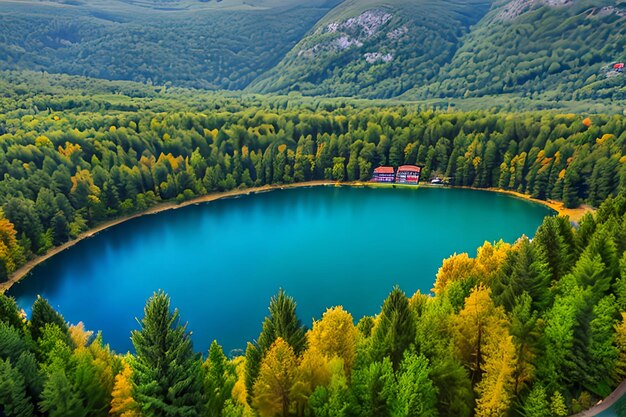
<box><xmin>1</xmin><ymin>0</ymin><xmax>624</xmax><ymax>102</ymax></box>
<box><xmin>4</xmin><ymin>194</ymin><xmax>626</xmax><ymax>416</ymax></box>
<box><xmin>0</xmin><ymin>0</ymin><xmax>338</xmax><ymax>90</ymax></box>
<box><xmin>1</xmin><ymin>76</ymin><xmax>626</xmax><ymax>282</ymax></box>
<box><xmin>1</xmin><ymin>73</ymin><xmax>626</xmax><ymax>415</ymax></box>
<box><xmin>405</xmin><ymin>0</ymin><xmax>626</xmax><ymax>102</ymax></box>
<box><xmin>248</xmin><ymin>0</ymin><xmax>490</xmax><ymax>99</ymax></box>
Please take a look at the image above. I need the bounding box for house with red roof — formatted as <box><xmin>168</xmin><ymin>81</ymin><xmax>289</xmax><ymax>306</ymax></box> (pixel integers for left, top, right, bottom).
<box><xmin>395</xmin><ymin>165</ymin><xmax>421</xmax><ymax>185</ymax></box>
<box><xmin>371</xmin><ymin>166</ymin><xmax>395</xmax><ymax>183</ymax></box>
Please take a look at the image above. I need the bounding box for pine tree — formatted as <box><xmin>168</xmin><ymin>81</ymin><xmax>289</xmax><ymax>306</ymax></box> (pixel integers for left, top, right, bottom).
<box><xmin>245</xmin><ymin>289</ymin><xmax>307</xmax><ymax>403</ymax></box>
<box><xmin>205</xmin><ymin>340</ymin><xmax>236</xmax><ymax>417</ymax></box>
<box><xmin>30</xmin><ymin>295</ymin><xmax>69</xmax><ymax>342</ymax></box>
<box><xmin>0</xmin><ymin>358</ymin><xmax>35</xmax><ymax>417</ymax></box>
<box><xmin>493</xmin><ymin>237</ymin><xmax>551</xmax><ymax>312</ymax></box>
<box><xmin>130</xmin><ymin>290</ymin><xmax>205</xmax><ymax>417</ymax></box>
<box><xmin>39</xmin><ymin>367</ymin><xmax>85</xmax><ymax>417</ymax></box>
<box><xmin>533</xmin><ymin>217</ymin><xmax>572</xmax><ymax>282</ymax></box>
<box><xmin>0</xmin><ymin>293</ymin><xmax>23</xmax><ymax>329</ymax></box>
<box><xmin>371</xmin><ymin>286</ymin><xmax>416</xmax><ymax>370</ymax></box>
<box><xmin>523</xmin><ymin>384</ymin><xmax>550</xmax><ymax>417</ymax></box>
<box><xmin>394</xmin><ymin>352</ymin><xmax>438</xmax><ymax>417</ymax></box>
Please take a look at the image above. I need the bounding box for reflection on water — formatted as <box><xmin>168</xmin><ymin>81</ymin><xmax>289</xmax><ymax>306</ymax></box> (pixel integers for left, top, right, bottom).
<box><xmin>8</xmin><ymin>186</ymin><xmax>554</xmax><ymax>354</ymax></box>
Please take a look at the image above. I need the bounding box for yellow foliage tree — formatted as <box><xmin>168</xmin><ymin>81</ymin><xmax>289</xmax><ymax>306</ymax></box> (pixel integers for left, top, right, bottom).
<box><xmin>452</xmin><ymin>285</ymin><xmax>508</xmax><ymax>377</ymax></box>
<box><xmin>252</xmin><ymin>338</ymin><xmax>298</xmax><ymax>417</ymax></box>
<box><xmin>110</xmin><ymin>362</ymin><xmax>141</xmax><ymax>417</ymax></box>
<box><xmin>0</xmin><ymin>210</ymin><xmax>22</xmax><ymax>280</ymax></box>
<box><xmin>35</xmin><ymin>135</ymin><xmax>53</xmax><ymax>148</ymax></box>
<box><xmin>307</xmin><ymin>306</ymin><xmax>358</xmax><ymax>372</ymax></box>
<box><xmin>475</xmin><ymin>332</ymin><xmax>517</xmax><ymax>417</ymax></box>
<box><xmin>69</xmin><ymin>322</ymin><xmax>93</xmax><ymax>348</ymax></box>
<box><xmin>290</xmin><ymin>347</ymin><xmax>331</xmax><ymax>415</ymax></box>
<box><xmin>474</xmin><ymin>241</ymin><xmax>511</xmax><ymax>284</ymax></box>
<box><xmin>433</xmin><ymin>252</ymin><xmax>475</xmax><ymax>295</ymax></box>
<box><xmin>58</xmin><ymin>141</ymin><xmax>82</xmax><ymax>157</ymax></box>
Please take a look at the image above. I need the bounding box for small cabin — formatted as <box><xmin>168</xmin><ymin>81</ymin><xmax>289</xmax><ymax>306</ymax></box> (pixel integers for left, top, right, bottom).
<box><xmin>615</xmin><ymin>63</ymin><xmax>624</xmax><ymax>72</ymax></box>
<box><xmin>371</xmin><ymin>166</ymin><xmax>395</xmax><ymax>183</ymax></box>
<box><xmin>395</xmin><ymin>165</ymin><xmax>421</xmax><ymax>185</ymax></box>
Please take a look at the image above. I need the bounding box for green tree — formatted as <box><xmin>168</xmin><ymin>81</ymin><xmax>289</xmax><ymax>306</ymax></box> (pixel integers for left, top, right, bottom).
<box><xmin>130</xmin><ymin>291</ymin><xmax>205</xmax><ymax>416</ymax></box>
<box><xmin>245</xmin><ymin>290</ymin><xmax>307</xmax><ymax>402</ymax></box>
<box><xmin>394</xmin><ymin>352</ymin><xmax>438</xmax><ymax>417</ymax></box>
<box><xmin>30</xmin><ymin>295</ymin><xmax>68</xmax><ymax>342</ymax></box>
<box><xmin>0</xmin><ymin>358</ymin><xmax>35</xmax><ymax>417</ymax></box>
<box><xmin>371</xmin><ymin>286</ymin><xmax>416</xmax><ymax>369</ymax></box>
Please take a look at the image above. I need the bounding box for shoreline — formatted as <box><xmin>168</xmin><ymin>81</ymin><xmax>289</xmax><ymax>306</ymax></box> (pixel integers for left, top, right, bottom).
<box><xmin>0</xmin><ymin>180</ymin><xmax>592</xmax><ymax>294</ymax></box>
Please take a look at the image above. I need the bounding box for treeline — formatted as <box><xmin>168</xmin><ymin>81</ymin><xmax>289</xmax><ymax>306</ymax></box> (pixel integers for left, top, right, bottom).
<box><xmin>1</xmin><ymin>98</ymin><xmax>626</xmax><ymax>281</ymax></box>
<box><xmin>3</xmin><ymin>195</ymin><xmax>626</xmax><ymax>416</ymax></box>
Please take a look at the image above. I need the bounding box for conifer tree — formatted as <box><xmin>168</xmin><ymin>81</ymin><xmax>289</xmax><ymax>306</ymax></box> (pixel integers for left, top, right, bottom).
<box><xmin>371</xmin><ymin>286</ymin><xmax>415</xmax><ymax>369</ymax></box>
<box><xmin>30</xmin><ymin>295</ymin><xmax>69</xmax><ymax>342</ymax></box>
<box><xmin>245</xmin><ymin>289</ymin><xmax>307</xmax><ymax>403</ymax></box>
<box><xmin>205</xmin><ymin>340</ymin><xmax>236</xmax><ymax>417</ymax></box>
<box><xmin>0</xmin><ymin>358</ymin><xmax>34</xmax><ymax>417</ymax></box>
<box><xmin>130</xmin><ymin>290</ymin><xmax>205</xmax><ymax>417</ymax></box>
<box><xmin>110</xmin><ymin>361</ymin><xmax>140</xmax><ymax>417</ymax></box>
<box><xmin>39</xmin><ymin>367</ymin><xmax>84</xmax><ymax>417</ymax></box>
<box><xmin>533</xmin><ymin>216</ymin><xmax>572</xmax><ymax>282</ymax></box>
<box><xmin>395</xmin><ymin>353</ymin><xmax>438</xmax><ymax>417</ymax></box>
<box><xmin>523</xmin><ymin>384</ymin><xmax>551</xmax><ymax>417</ymax></box>
<box><xmin>351</xmin><ymin>357</ymin><xmax>397</xmax><ymax>417</ymax></box>
<box><xmin>0</xmin><ymin>293</ymin><xmax>23</xmax><ymax>329</ymax></box>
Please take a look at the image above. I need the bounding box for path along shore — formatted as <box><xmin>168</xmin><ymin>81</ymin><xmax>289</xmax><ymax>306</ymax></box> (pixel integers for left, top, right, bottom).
<box><xmin>0</xmin><ymin>180</ymin><xmax>593</xmax><ymax>294</ymax></box>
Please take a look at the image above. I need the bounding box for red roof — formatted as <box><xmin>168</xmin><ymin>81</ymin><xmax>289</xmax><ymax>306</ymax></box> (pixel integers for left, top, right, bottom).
<box><xmin>397</xmin><ymin>165</ymin><xmax>421</xmax><ymax>173</ymax></box>
<box><xmin>615</xmin><ymin>63</ymin><xmax>625</xmax><ymax>69</ymax></box>
<box><xmin>374</xmin><ymin>166</ymin><xmax>395</xmax><ymax>174</ymax></box>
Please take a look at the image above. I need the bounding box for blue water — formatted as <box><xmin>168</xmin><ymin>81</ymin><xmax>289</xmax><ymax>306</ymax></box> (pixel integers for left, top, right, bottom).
<box><xmin>7</xmin><ymin>186</ymin><xmax>554</xmax><ymax>354</ymax></box>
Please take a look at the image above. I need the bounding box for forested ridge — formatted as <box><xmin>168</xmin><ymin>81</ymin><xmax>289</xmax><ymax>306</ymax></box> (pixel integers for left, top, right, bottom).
<box><xmin>0</xmin><ymin>0</ymin><xmax>624</xmax><ymax>102</ymax></box>
<box><xmin>1</xmin><ymin>80</ymin><xmax>626</xmax><ymax>415</ymax></box>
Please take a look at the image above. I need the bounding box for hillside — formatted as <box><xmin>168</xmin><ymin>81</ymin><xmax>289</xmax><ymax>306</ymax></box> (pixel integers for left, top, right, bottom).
<box><xmin>404</xmin><ymin>0</ymin><xmax>626</xmax><ymax>101</ymax></box>
<box><xmin>0</xmin><ymin>0</ymin><xmax>624</xmax><ymax>104</ymax></box>
<box><xmin>0</xmin><ymin>0</ymin><xmax>339</xmax><ymax>89</ymax></box>
<box><xmin>246</xmin><ymin>0</ymin><xmax>492</xmax><ymax>99</ymax></box>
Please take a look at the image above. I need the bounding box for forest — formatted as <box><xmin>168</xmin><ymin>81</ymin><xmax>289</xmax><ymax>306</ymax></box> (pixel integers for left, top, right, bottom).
<box><xmin>1</xmin><ymin>75</ymin><xmax>626</xmax><ymax>282</ymax></box>
<box><xmin>1</xmin><ymin>76</ymin><xmax>626</xmax><ymax>415</ymax></box>
<box><xmin>3</xmin><ymin>192</ymin><xmax>626</xmax><ymax>416</ymax></box>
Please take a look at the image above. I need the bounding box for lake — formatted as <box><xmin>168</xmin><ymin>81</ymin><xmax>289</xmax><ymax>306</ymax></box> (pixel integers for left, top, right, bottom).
<box><xmin>7</xmin><ymin>186</ymin><xmax>555</xmax><ymax>354</ymax></box>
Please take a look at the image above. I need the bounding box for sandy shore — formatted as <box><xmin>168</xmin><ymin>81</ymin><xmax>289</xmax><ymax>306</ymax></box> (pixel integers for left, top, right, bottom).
<box><xmin>0</xmin><ymin>180</ymin><xmax>592</xmax><ymax>294</ymax></box>
<box><xmin>0</xmin><ymin>181</ymin><xmax>335</xmax><ymax>293</ymax></box>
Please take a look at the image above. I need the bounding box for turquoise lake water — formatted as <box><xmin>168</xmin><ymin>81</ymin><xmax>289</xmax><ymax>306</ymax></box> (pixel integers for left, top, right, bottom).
<box><xmin>7</xmin><ymin>186</ymin><xmax>555</xmax><ymax>354</ymax></box>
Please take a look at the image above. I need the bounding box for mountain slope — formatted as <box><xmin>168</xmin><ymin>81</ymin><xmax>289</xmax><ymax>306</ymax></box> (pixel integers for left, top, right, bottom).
<box><xmin>403</xmin><ymin>0</ymin><xmax>626</xmax><ymax>101</ymax></box>
<box><xmin>0</xmin><ymin>0</ymin><xmax>339</xmax><ymax>90</ymax></box>
<box><xmin>246</xmin><ymin>0</ymin><xmax>492</xmax><ymax>99</ymax></box>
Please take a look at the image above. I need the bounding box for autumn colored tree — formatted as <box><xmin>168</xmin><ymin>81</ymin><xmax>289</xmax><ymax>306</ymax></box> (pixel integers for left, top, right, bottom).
<box><xmin>252</xmin><ymin>338</ymin><xmax>298</xmax><ymax>417</ymax></box>
<box><xmin>452</xmin><ymin>285</ymin><xmax>507</xmax><ymax>382</ymax></box>
<box><xmin>308</xmin><ymin>306</ymin><xmax>358</xmax><ymax>372</ymax></box>
<box><xmin>245</xmin><ymin>290</ymin><xmax>307</xmax><ymax>403</ymax></box>
<box><xmin>110</xmin><ymin>361</ymin><xmax>141</xmax><ymax>417</ymax></box>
